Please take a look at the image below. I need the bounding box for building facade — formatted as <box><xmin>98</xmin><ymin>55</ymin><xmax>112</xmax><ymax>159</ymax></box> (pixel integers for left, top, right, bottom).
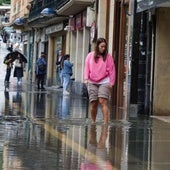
<box><xmin>129</xmin><ymin>0</ymin><xmax>170</xmax><ymax>116</ymax></box>
<box><xmin>8</xmin><ymin>0</ymin><xmax>32</xmax><ymax>81</ymax></box>
<box><xmin>7</xmin><ymin>0</ymin><xmax>131</xmax><ymax>119</ymax></box>
<box><xmin>9</xmin><ymin>0</ymin><xmax>170</xmax><ymax>117</ymax></box>
<box><xmin>55</xmin><ymin>0</ymin><xmax>132</xmax><ymax>120</ymax></box>
<box><xmin>10</xmin><ymin>0</ymin><xmax>31</xmax><ymax>23</ymax></box>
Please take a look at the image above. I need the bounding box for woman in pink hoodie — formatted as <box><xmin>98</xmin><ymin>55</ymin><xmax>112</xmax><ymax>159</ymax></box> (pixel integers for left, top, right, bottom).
<box><xmin>84</xmin><ymin>38</ymin><xmax>116</xmax><ymax>124</ymax></box>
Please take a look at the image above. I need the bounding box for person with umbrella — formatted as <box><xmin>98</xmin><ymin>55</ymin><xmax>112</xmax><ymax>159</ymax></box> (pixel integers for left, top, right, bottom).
<box><xmin>12</xmin><ymin>43</ymin><xmax>27</xmax><ymax>63</ymax></box>
<box><xmin>13</xmin><ymin>45</ymin><xmax>27</xmax><ymax>85</ymax></box>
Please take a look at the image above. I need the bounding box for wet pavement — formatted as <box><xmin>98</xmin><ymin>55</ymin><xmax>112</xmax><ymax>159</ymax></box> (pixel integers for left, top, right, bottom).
<box><xmin>0</xmin><ymin>44</ymin><xmax>170</xmax><ymax>170</ymax></box>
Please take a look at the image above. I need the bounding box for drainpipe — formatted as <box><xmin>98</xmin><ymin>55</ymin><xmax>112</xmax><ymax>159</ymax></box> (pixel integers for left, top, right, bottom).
<box><xmin>32</xmin><ymin>28</ymin><xmax>38</xmax><ymax>84</ymax></box>
<box><xmin>25</xmin><ymin>31</ymin><xmax>30</xmax><ymax>81</ymax></box>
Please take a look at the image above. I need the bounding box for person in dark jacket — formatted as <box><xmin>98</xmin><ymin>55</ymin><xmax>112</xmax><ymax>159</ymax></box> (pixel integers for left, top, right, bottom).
<box><xmin>56</xmin><ymin>50</ymin><xmax>64</xmax><ymax>88</ymax></box>
<box><xmin>62</xmin><ymin>54</ymin><xmax>73</xmax><ymax>95</ymax></box>
<box><xmin>36</xmin><ymin>52</ymin><xmax>47</xmax><ymax>90</ymax></box>
<box><xmin>4</xmin><ymin>47</ymin><xmax>14</xmax><ymax>85</ymax></box>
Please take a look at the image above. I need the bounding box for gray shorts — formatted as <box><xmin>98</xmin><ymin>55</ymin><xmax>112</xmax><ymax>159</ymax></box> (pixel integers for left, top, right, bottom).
<box><xmin>88</xmin><ymin>83</ymin><xmax>110</xmax><ymax>102</ymax></box>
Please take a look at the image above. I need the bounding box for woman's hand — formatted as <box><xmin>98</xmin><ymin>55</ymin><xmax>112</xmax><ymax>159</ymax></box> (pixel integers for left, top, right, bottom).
<box><xmin>110</xmin><ymin>84</ymin><xmax>113</xmax><ymax>89</ymax></box>
<box><xmin>84</xmin><ymin>80</ymin><xmax>88</xmax><ymax>86</ymax></box>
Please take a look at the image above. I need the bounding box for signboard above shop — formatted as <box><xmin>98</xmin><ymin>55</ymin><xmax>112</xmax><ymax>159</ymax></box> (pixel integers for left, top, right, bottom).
<box><xmin>137</xmin><ymin>0</ymin><xmax>170</xmax><ymax>12</ymax></box>
<box><xmin>46</xmin><ymin>23</ymin><xmax>64</xmax><ymax>34</ymax></box>
<box><xmin>69</xmin><ymin>10</ymin><xmax>87</xmax><ymax>31</ymax></box>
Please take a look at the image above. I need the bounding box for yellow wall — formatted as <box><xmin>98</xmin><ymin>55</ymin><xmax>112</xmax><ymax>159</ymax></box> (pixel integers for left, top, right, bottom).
<box><xmin>153</xmin><ymin>8</ymin><xmax>170</xmax><ymax>115</ymax></box>
<box><xmin>10</xmin><ymin>0</ymin><xmax>32</xmax><ymax>23</ymax></box>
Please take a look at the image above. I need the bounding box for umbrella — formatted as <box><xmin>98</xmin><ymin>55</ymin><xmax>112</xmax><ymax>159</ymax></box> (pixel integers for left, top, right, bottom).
<box><xmin>4</xmin><ymin>52</ymin><xmax>15</xmax><ymax>64</ymax></box>
<box><xmin>11</xmin><ymin>50</ymin><xmax>27</xmax><ymax>63</ymax></box>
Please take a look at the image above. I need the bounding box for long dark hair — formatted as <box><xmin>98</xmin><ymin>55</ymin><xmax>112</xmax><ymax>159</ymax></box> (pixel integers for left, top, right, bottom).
<box><xmin>94</xmin><ymin>38</ymin><xmax>108</xmax><ymax>62</ymax></box>
<box><xmin>60</xmin><ymin>54</ymin><xmax>70</xmax><ymax>69</ymax></box>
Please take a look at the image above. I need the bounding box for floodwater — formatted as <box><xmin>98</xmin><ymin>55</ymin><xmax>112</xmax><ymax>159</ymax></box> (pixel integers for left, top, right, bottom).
<box><xmin>0</xmin><ymin>44</ymin><xmax>170</xmax><ymax>170</ymax></box>
<box><xmin>0</xmin><ymin>89</ymin><xmax>170</xmax><ymax>170</ymax></box>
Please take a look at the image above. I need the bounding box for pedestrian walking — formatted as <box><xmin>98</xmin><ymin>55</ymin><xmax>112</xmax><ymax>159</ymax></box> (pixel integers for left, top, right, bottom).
<box><xmin>36</xmin><ymin>52</ymin><xmax>47</xmax><ymax>90</ymax></box>
<box><xmin>84</xmin><ymin>38</ymin><xmax>116</xmax><ymax>124</ymax></box>
<box><xmin>56</xmin><ymin>50</ymin><xmax>64</xmax><ymax>88</ymax></box>
<box><xmin>62</xmin><ymin>54</ymin><xmax>73</xmax><ymax>95</ymax></box>
<box><xmin>4</xmin><ymin>47</ymin><xmax>14</xmax><ymax>86</ymax></box>
<box><xmin>13</xmin><ymin>53</ymin><xmax>26</xmax><ymax>85</ymax></box>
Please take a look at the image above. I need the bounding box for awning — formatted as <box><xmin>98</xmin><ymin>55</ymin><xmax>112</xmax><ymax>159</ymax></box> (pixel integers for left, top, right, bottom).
<box><xmin>137</xmin><ymin>0</ymin><xmax>170</xmax><ymax>12</ymax></box>
<box><xmin>0</xmin><ymin>5</ymin><xmax>10</xmax><ymax>10</ymax></box>
<box><xmin>14</xmin><ymin>18</ymin><xmax>25</xmax><ymax>25</ymax></box>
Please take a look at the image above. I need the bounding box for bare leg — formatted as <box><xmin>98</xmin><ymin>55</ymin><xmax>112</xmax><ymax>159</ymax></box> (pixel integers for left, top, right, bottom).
<box><xmin>99</xmin><ymin>98</ymin><xmax>109</xmax><ymax>124</ymax></box>
<box><xmin>97</xmin><ymin>124</ymin><xmax>108</xmax><ymax>149</ymax></box>
<box><xmin>90</xmin><ymin>100</ymin><xmax>98</xmax><ymax>123</ymax></box>
<box><xmin>89</xmin><ymin>124</ymin><xmax>97</xmax><ymax>145</ymax></box>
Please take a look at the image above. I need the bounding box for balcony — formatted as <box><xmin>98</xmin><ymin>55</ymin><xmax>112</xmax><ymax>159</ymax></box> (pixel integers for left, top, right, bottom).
<box><xmin>28</xmin><ymin>0</ymin><xmax>64</xmax><ymax>21</ymax></box>
<box><xmin>28</xmin><ymin>0</ymin><xmax>67</xmax><ymax>27</ymax></box>
<box><xmin>28</xmin><ymin>0</ymin><xmax>93</xmax><ymax>27</ymax></box>
<box><xmin>137</xmin><ymin>0</ymin><xmax>170</xmax><ymax>12</ymax></box>
<box><xmin>57</xmin><ymin>0</ymin><xmax>93</xmax><ymax>15</ymax></box>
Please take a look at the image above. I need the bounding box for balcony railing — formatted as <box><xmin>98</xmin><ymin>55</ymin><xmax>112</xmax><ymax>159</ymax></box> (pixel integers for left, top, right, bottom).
<box><xmin>56</xmin><ymin>0</ymin><xmax>93</xmax><ymax>16</ymax></box>
<box><xmin>137</xmin><ymin>0</ymin><xmax>170</xmax><ymax>12</ymax></box>
<box><xmin>29</xmin><ymin>0</ymin><xmax>65</xmax><ymax>21</ymax></box>
<box><xmin>29</xmin><ymin>0</ymin><xmax>92</xmax><ymax>21</ymax></box>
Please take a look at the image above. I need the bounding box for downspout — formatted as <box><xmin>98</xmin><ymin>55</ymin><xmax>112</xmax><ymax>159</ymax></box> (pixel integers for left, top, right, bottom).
<box><xmin>32</xmin><ymin>28</ymin><xmax>38</xmax><ymax>84</ymax></box>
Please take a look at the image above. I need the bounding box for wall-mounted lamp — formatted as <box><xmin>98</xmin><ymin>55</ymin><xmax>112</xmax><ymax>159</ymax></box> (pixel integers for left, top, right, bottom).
<box><xmin>64</xmin><ymin>25</ymin><xmax>72</xmax><ymax>31</ymax></box>
<box><xmin>14</xmin><ymin>17</ymin><xmax>25</xmax><ymax>25</ymax></box>
<box><xmin>40</xmin><ymin>8</ymin><xmax>56</xmax><ymax>17</ymax></box>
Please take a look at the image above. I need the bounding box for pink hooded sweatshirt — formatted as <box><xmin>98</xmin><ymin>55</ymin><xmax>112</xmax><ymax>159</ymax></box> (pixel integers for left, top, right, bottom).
<box><xmin>84</xmin><ymin>52</ymin><xmax>116</xmax><ymax>86</ymax></box>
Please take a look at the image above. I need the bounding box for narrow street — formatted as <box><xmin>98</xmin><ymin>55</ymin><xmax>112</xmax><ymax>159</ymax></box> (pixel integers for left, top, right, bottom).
<box><xmin>0</xmin><ymin>44</ymin><xmax>170</xmax><ymax>170</ymax></box>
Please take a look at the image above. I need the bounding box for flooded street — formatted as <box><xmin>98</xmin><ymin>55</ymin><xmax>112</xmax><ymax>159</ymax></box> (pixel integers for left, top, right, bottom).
<box><xmin>0</xmin><ymin>45</ymin><xmax>170</xmax><ymax>170</ymax></box>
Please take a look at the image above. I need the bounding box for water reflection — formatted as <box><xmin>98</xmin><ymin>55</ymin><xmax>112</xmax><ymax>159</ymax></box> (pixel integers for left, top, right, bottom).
<box><xmin>12</xmin><ymin>91</ymin><xmax>22</xmax><ymax>114</ymax></box>
<box><xmin>0</xmin><ymin>91</ymin><xmax>170</xmax><ymax>170</ymax></box>
<box><xmin>2</xmin><ymin>91</ymin><xmax>25</xmax><ymax>121</ymax></box>
<box><xmin>4</xmin><ymin>91</ymin><xmax>12</xmax><ymax>116</ymax></box>
<box><xmin>34</xmin><ymin>92</ymin><xmax>46</xmax><ymax>118</ymax></box>
<box><xmin>26</xmin><ymin>92</ymin><xmax>87</xmax><ymax>122</ymax></box>
<box><xmin>81</xmin><ymin>125</ymin><xmax>113</xmax><ymax>170</ymax></box>
<box><xmin>59</xmin><ymin>96</ymin><xmax>70</xmax><ymax>119</ymax></box>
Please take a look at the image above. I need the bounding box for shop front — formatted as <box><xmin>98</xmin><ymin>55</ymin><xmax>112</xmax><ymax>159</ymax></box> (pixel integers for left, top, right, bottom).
<box><xmin>68</xmin><ymin>10</ymin><xmax>91</xmax><ymax>96</ymax></box>
<box><xmin>133</xmin><ymin>0</ymin><xmax>170</xmax><ymax>115</ymax></box>
<box><xmin>45</xmin><ymin>22</ymin><xmax>67</xmax><ymax>86</ymax></box>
